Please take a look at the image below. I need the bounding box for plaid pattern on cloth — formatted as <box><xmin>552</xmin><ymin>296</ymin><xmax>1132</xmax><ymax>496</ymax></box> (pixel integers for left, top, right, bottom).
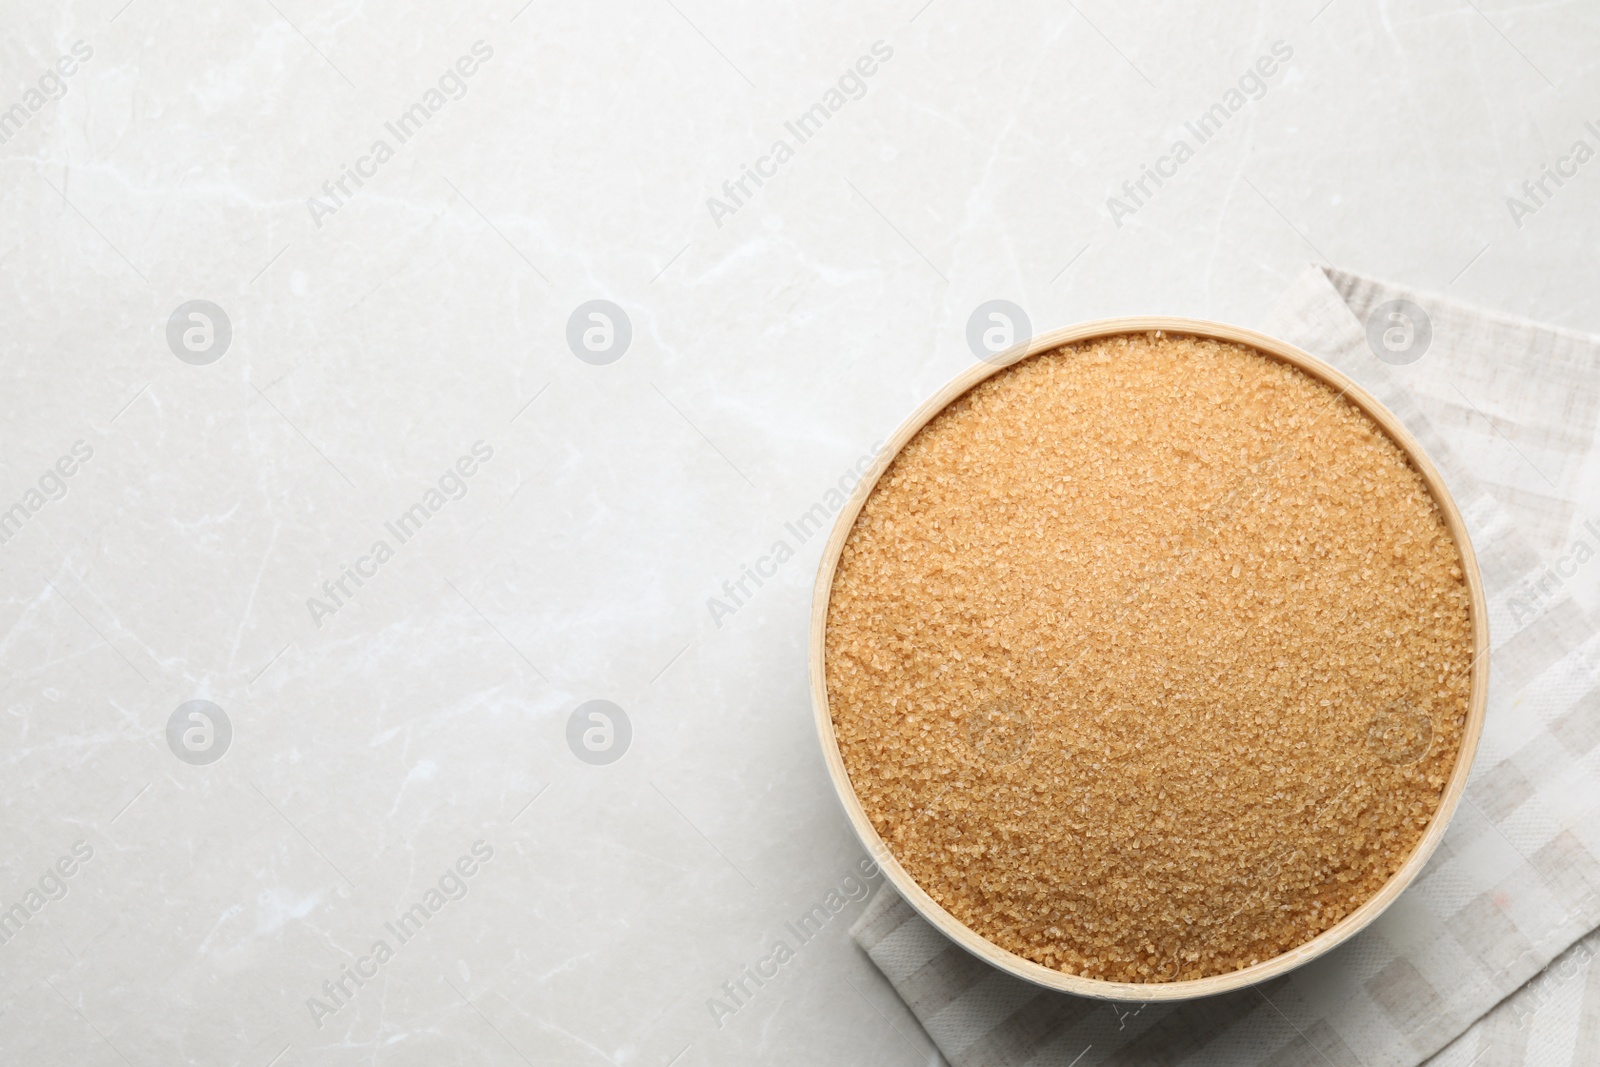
<box><xmin>848</xmin><ymin>266</ymin><xmax>1600</xmax><ymax>1067</ymax></box>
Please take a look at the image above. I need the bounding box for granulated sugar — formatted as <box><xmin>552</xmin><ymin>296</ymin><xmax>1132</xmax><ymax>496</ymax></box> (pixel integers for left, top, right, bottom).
<box><xmin>825</xmin><ymin>332</ymin><xmax>1473</xmax><ymax>983</ymax></box>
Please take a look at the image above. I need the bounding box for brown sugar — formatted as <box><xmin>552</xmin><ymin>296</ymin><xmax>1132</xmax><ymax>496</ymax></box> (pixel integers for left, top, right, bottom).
<box><xmin>824</xmin><ymin>332</ymin><xmax>1473</xmax><ymax>983</ymax></box>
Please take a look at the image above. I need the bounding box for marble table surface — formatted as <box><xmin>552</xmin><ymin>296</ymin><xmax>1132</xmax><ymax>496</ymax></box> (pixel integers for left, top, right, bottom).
<box><xmin>1</xmin><ymin>0</ymin><xmax>1597</xmax><ymax>1064</ymax></box>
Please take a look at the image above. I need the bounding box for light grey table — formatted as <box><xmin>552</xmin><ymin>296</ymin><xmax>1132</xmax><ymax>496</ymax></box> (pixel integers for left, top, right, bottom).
<box><xmin>1</xmin><ymin>1</ymin><xmax>1596</xmax><ymax>1064</ymax></box>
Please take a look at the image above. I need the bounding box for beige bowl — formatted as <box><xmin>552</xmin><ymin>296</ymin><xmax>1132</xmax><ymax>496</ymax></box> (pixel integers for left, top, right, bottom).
<box><xmin>808</xmin><ymin>317</ymin><xmax>1489</xmax><ymax>1001</ymax></box>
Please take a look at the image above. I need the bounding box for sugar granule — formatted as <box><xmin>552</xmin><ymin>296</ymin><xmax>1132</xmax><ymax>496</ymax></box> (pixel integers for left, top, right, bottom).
<box><xmin>825</xmin><ymin>333</ymin><xmax>1473</xmax><ymax>983</ymax></box>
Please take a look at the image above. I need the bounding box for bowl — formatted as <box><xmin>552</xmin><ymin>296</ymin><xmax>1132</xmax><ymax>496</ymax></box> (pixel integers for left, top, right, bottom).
<box><xmin>808</xmin><ymin>317</ymin><xmax>1489</xmax><ymax>1000</ymax></box>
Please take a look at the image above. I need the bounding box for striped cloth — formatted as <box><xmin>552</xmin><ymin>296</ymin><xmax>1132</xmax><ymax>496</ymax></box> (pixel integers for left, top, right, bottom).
<box><xmin>849</xmin><ymin>266</ymin><xmax>1600</xmax><ymax>1067</ymax></box>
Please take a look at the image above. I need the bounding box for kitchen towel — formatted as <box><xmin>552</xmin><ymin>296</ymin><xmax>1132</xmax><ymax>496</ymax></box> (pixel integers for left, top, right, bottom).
<box><xmin>848</xmin><ymin>265</ymin><xmax>1600</xmax><ymax>1067</ymax></box>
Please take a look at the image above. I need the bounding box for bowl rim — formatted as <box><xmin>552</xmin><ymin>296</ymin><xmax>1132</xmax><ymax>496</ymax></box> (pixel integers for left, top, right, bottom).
<box><xmin>807</xmin><ymin>316</ymin><xmax>1490</xmax><ymax>1001</ymax></box>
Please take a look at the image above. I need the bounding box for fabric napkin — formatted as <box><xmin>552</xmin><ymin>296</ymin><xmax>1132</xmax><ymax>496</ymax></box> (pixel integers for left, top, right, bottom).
<box><xmin>849</xmin><ymin>266</ymin><xmax>1600</xmax><ymax>1066</ymax></box>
